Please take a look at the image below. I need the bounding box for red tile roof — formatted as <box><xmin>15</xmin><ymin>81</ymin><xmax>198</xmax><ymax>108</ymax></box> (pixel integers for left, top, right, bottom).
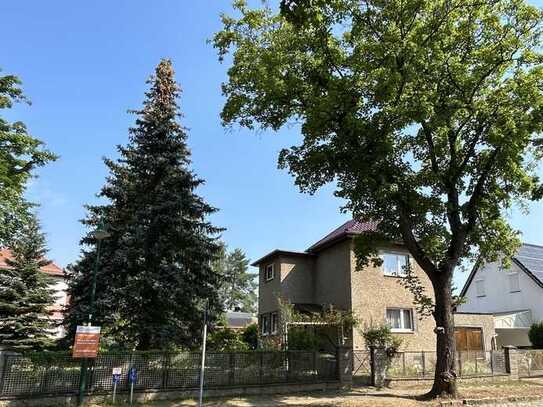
<box><xmin>0</xmin><ymin>248</ymin><xmax>64</xmax><ymax>277</ymax></box>
<box><xmin>306</xmin><ymin>219</ymin><xmax>378</xmax><ymax>252</ymax></box>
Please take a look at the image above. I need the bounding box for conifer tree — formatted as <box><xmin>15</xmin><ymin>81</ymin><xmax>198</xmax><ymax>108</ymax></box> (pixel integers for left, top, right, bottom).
<box><xmin>218</xmin><ymin>248</ymin><xmax>257</xmax><ymax>313</ymax></box>
<box><xmin>0</xmin><ymin>215</ymin><xmax>56</xmax><ymax>351</ymax></box>
<box><xmin>65</xmin><ymin>60</ymin><xmax>223</xmax><ymax>350</ymax></box>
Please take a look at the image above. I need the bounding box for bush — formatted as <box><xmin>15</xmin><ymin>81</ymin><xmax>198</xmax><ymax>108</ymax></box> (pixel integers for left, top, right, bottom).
<box><xmin>529</xmin><ymin>322</ymin><xmax>543</xmax><ymax>348</ymax></box>
<box><xmin>287</xmin><ymin>327</ymin><xmax>320</xmax><ymax>351</ymax></box>
<box><xmin>207</xmin><ymin>328</ymin><xmax>249</xmax><ymax>351</ymax></box>
<box><xmin>361</xmin><ymin>325</ymin><xmax>402</xmax><ymax>356</ymax></box>
<box><xmin>241</xmin><ymin>324</ymin><xmax>258</xmax><ymax>350</ymax></box>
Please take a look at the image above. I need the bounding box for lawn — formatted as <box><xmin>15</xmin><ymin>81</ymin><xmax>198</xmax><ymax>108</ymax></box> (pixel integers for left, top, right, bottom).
<box><xmin>89</xmin><ymin>378</ymin><xmax>543</xmax><ymax>406</ymax></box>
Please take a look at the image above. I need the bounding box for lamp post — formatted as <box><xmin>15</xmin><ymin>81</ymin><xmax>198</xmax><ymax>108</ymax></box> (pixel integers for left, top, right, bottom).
<box><xmin>78</xmin><ymin>222</ymin><xmax>110</xmax><ymax>406</ymax></box>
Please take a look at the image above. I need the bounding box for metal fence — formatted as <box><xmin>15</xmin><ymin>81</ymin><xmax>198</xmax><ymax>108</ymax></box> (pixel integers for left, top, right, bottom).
<box><xmin>387</xmin><ymin>351</ymin><xmax>506</xmax><ymax>379</ymax></box>
<box><xmin>519</xmin><ymin>350</ymin><xmax>543</xmax><ymax>378</ymax></box>
<box><xmin>0</xmin><ymin>351</ymin><xmax>338</xmax><ymax>398</ymax></box>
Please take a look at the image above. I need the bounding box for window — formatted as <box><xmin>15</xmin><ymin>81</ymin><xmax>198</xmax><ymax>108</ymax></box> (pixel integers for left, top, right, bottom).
<box><xmin>508</xmin><ymin>272</ymin><xmax>520</xmax><ymax>293</ymax></box>
<box><xmin>383</xmin><ymin>252</ymin><xmax>409</xmax><ymax>277</ymax></box>
<box><xmin>386</xmin><ymin>308</ymin><xmax>414</xmax><ymax>332</ymax></box>
<box><xmin>475</xmin><ymin>279</ymin><xmax>485</xmax><ymax>297</ymax></box>
<box><xmin>260</xmin><ymin>314</ymin><xmax>269</xmax><ymax>335</ymax></box>
<box><xmin>271</xmin><ymin>312</ymin><xmax>278</xmax><ymax>334</ymax></box>
<box><xmin>265</xmin><ymin>264</ymin><xmax>275</xmax><ymax>281</ymax></box>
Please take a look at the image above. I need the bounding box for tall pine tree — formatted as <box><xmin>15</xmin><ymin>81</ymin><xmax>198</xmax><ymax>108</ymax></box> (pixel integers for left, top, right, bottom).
<box><xmin>65</xmin><ymin>60</ymin><xmax>223</xmax><ymax>350</ymax></box>
<box><xmin>0</xmin><ymin>215</ymin><xmax>56</xmax><ymax>351</ymax></box>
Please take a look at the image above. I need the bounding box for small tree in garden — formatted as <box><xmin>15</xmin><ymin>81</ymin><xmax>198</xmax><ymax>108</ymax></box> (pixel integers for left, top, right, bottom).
<box><xmin>214</xmin><ymin>0</ymin><xmax>543</xmax><ymax>397</ymax></box>
<box><xmin>362</xmin><ymin>325</ymin><xmax>402</xmax><ymax>357</ymax></box>
<box><xmin>241</xmin><ymin>323</ymin><xmax>258</xmax><ymax>350</ymax></box>
<box><xmin>529</xmin><ymin>322</ymin><xmax>543</xmax><ymax>348</ymax></box>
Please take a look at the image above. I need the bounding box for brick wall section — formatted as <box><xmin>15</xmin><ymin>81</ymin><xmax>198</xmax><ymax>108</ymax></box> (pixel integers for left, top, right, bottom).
<box><xmin>350</xmin><ymin>243</ymin><xmax>437</xmax><ymax>351</ymax></box>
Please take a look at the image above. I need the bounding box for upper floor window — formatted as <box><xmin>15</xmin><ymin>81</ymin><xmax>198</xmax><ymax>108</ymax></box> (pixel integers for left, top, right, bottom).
<box><xmin>383</xmin><ymin>252</ymin><xmax>409</xmax><ymax>277</ymax></box>
<box><xmin>475</xmin><ymin>279</ymin><xmax>486</xmax><ymax>297</ymax></box>
<box><xmin>508</xmin><ymin>272</ymin><xmax>520</xmax><ymax>293</ymax></box>
<box><xmin>386</xmin><ymin>308</ymin><xmax>414</xmax><ymax>332</ymax></box>
<box><xmin>265</xmin><ymin>264</ymin><xmax>275</xmax><ymax>281</ymax></box>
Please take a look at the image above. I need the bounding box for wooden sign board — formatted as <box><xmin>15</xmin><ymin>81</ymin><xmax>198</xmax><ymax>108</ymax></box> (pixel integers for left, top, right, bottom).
<box><xmin>73</xmin><ymin>325</ymin><xmax>101</xmax><ymax>358</ymax></box>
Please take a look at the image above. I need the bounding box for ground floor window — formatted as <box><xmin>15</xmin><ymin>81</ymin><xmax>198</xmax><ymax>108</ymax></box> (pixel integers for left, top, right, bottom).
<box><xmin>386</xmin><ymin>308</ymin><xmax>414</xmax><ymax>332</ymax></box>
<box><xmin>271</xmin><ymin>312</ymin><xmax>278</xmax><ymax>334</ymax></box>
<box><xmin>260</xmin><ymin>314</ymin><xmax>270</xmax><ymax>335</ymax></box>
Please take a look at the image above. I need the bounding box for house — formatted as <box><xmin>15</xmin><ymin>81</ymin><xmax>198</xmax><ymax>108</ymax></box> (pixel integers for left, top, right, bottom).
<box><xmin>225</xmin><ymin>310</ymin><xmax>257</xmax><ymax>330</ymax></box>
<box><xmin>253</xmin><ymin>220</ymin><xmax>495</xmax><ymax>351</ymax></box>
<box><xmin>0</xmin><ymin>248</ymin><xmax>68</xmax><ymax>338</ymax></box>
<box><xmin>457</xmin><ymin>243</ymin><xmax>543</xmax><ymax>348</ymax></box>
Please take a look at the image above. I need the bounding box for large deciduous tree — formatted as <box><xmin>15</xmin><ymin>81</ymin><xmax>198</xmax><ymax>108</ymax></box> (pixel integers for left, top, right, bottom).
<box><xmin>0</xmin><ymin>70</ymin><xmax>57</xmax><ymax>246</ymax></box>
<box><xmin>0</xmin><ymin>215</ymin><xmax>56</xmax><ymax>351</ymax></box>
<box><xmin>214</xmin><ymin>0</ymin><xmax>543</xmax><ymax>396</ymax></box>
<box><xmin>64</xmin><ymin>60</ymin><xmax>224</xmax><ymax>350</ymax></box>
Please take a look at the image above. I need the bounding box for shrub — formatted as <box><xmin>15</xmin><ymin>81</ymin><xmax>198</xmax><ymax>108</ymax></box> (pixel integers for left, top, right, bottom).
<box><xmin>287</xmin><ymin>327</ymin><xmax>320</xmax><ymax>351</ymax></box>
<box><xmin>242</xmin><ymin>324</ymin><xmax>258</xmax><ymax>350</ymax></box>
<box><xmin>529</xmin><ymin>322</ymin><xmax>543</xmax><ymax>348</ymax></box>
<box><xmin>207</xmin><ymin>328</ymin><xmax>249</xmax><ymax>351</ymax></box>
<box><xmin>361</xmin><ymin>325</ymin><xmax>402</xmax><ymax>356</ymax></box>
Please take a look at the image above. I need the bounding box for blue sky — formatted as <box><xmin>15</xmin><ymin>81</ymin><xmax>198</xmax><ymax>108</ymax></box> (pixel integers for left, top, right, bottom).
<box><xmin>1</xmin><ymin>0</ymin><xmax>542</xmax><ymax>291</ymax></box>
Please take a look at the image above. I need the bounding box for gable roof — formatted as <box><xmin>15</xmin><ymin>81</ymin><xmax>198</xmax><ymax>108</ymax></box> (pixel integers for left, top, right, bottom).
<box><xmin>306</xmin><ymin>219</ymin><xmax>378</xmax><ymax>253</ymax></box>
<box><xmin>0</xmin><ymin>248</ymin><xmax>64</xmax><ymax>277</ymax></box>
<box><xmin>459</xmin><ymin>243</ymin><xmax>543</xmax><ymax>297</ymax></box>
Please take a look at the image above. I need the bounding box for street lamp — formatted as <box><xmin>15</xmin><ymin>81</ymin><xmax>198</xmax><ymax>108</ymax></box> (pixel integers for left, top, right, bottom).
<box><xmin>78</xmin><ymin>221</ymin><xmax>110</xmax><ymax>406</ymax></box>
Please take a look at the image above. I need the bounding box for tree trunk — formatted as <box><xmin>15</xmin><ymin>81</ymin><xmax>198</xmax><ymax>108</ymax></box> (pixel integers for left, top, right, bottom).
<box><xmin>429</xmin><ymin>270</ymin><xmax>458</xmax><ymax>397</ymax></box>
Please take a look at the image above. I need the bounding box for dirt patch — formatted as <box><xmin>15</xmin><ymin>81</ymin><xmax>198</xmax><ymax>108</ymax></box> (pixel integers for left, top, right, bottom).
<box><xmin>90</xmin><ymin>380</ymin><xmax>543</xmax><ymax>406</ymax></box>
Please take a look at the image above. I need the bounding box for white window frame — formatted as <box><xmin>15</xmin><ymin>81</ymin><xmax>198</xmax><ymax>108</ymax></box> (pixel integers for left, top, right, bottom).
<box><xmin>265</xmin><ymin>264</ymin><xmax>275</xmax><ymax>281</ymax></box>
<box><xmin>271</xmin><ymin>312</ymin><xmax>278</xmax><ymax>334</ymax></box>
<box><xmin>381</xmin><ymin>251</ymin><xmax>410</xmax><ymax>277</ymax></box>
<box><xmin>386</xmin><ymin>308</ymin><xmax>414</xmax><ymax>333</ymax></box>
<box><xmin>508</xmin><ymin>272</ymin><xmax>520</xmax><ymax>293</ymax></box>
<box><xmin>261</xmin><ymin>314</ymin><xmax>269</xmax><ymax>336</ymax></box>
<box><xmin>475</xmin><ymin>279</ymin><xmax>486</xmax><ymax>297</ymax></box>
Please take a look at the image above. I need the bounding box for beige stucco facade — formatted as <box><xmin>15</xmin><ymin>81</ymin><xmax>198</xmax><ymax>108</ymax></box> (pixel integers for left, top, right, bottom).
<box><xmin>256</xmin><ymin>237</ymin><xmax>495</xmax><ymax>352</ymax></box>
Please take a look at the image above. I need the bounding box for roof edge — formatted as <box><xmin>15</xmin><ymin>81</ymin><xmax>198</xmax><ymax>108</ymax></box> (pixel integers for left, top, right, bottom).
<box><xmin>251</xmin><ymin>250</ymin><xmax>314</xmax><ymax>267</ymax></box>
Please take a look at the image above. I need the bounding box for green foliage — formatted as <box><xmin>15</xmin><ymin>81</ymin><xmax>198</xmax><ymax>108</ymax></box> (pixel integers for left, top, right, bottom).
<box><xmin>361</xmin><ymin>325</ymin><xmax>402</xmax><ymax>356</ymax></box>
<box><xmin>287</xmin><ymin>327</ymin><xmax>320</xmax><ymax>351</ymax></box>
<box><xmin>241</xmin><ymin>323</ymin><xmax>258</xmax><ymax>350</ymax></box>
<box><xmin>0</xmin><ymin>69</ymin><xmax>57</xmax><ymax>247</ymax></box>
<box><xmin>207</xmin><ymin>328</ymin><xmax>249</xmax><ymax>352</ymax></box>
<box><xmin>215</xmin><ymin>0</ymin><xmax>543</xmax><ymax>393</ymax></box>
<box><xmin>64</xmin><ymin>60</ymin><xmax>224</xmax><ymax>351</ymax></box>
<box><xmin>214</xmin><ymin>245</ymin><xmax>257</xmax><ymax>313</ymax></box>
<box><xmin>529</xmin><ymin>322</ymin><xmax>543</xmax><ymax>348</ymax></box>
<box><xmin>0</xmin><ymin>215</ymin><xmax>56</xmax><ymax>351</ymax></box>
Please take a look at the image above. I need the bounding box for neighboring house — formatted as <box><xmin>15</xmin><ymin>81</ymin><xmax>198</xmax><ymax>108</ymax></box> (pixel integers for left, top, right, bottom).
<box><xmin>225</xmin><ymin>310</ymin><xmax>257</xmax><ymax>330</ymax></box>
<box><xmin>0</xmin><ymin>248</ymin><xmax>68</xmax><ymax>338</ymax></box>
<box><xmin>458</xmin><ymin>243</ymin><xmax>543</xmax><ymax>348</ymax></box>
<box><xmin>253</xmin><ymin>220</ymin><xmax>495</xmax><ymax>352</ymax></box>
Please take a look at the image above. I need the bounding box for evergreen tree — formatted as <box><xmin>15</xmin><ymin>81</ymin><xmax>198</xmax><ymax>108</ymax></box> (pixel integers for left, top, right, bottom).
<box><xmin>0</xmin><ymin>215</ymin><xmax>56</xmax><ymax>351</ymax></box>
<box><xmin>217</xmin><ymin>247</ymin><xmax>257</xmax><ymax>313</ymax></box>
<box><xmin>65</xmin><ymin>60</ymin><xmax>223</xmax><ymax>350</ymax></box>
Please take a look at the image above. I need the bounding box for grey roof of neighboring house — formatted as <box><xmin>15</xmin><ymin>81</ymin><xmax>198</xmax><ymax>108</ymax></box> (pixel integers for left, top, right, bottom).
<box><xmin>226</xmin><ymin>311</ymin><xmax>257</xmax><ymax>328</ymax></box>
<box><xmin>460</xmin><ymin>243</ymin><xmax>543</xmax><ymax>298</ymax></box>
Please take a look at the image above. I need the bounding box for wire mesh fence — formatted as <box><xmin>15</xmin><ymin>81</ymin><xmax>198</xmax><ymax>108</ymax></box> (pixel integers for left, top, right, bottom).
<box><xmin>519</xmin><ymin>350</ymin><xmax>543</xmax><ymax>378</ymax></box>
<box><xmin>0</xmin><ymin>350</ymin><xmax>338</xmax><ymax>398</ymax></box>
<box><xmin>386</xmin><ymin>350</ymin><xmax>507</xmax><ymax>379</ymax></box>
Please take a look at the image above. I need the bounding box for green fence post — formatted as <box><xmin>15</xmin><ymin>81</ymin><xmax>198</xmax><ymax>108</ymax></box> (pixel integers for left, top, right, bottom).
<box><xmin>421</xmin><ymin>351</ymin><xmax>426</xmax><ymax>377</ymax></box>
<box><xmin>228</xmin><ymin>353</ymin><xmax>235</xmax><ymax>386</ymax></box>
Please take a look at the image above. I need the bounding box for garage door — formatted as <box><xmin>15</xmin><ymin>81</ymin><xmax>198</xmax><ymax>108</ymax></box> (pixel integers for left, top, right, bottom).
<box><xmin>455</xmin><ymin>327</ymin><xmax>483</xmax><ymax>351</ymax></box>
